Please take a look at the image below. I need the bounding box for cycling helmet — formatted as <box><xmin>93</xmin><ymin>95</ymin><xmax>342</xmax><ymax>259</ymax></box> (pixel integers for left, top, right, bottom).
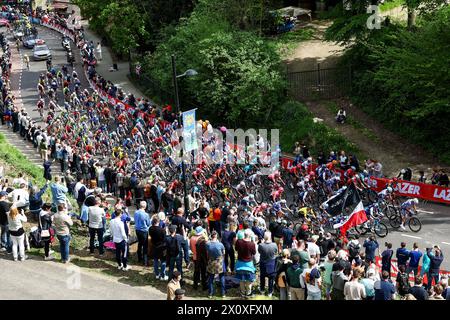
<box><xmin>413</xmin><ymin>198</ymin><xmax>419</xmax><ymax>204</ymax></box>
<box><xmin>278</xmin><ymin>187</ymin><xmax>284</xmax><ymax>192</ymax></box>
<box><xmin>387</xmin><ymin>187</ymin><xmax>393</xmax><ymax>193</ymax></box>
<box><xmin>281</xmin><ymin>220</ymin><xmax>287</xmax><ymax>226</ymax></box>
<box><xmin>280</xmin><ymin>199</ymin><xmax>287</xmax><ymax>204</ymax></box>
<box><xmin>332</xmin><ymin>160</ymin><xmax>338</xmax><ymax>165</ymax></box>
<box><xmin>301</xmin><ymin>223</ymin><xmax>308</xmax><ymax>231</ymax></box>
<box><xmin>225</xmin><ymin>201</ymin><xmax>230</xmax><ymax>207</ymax></box>
<box><xmin>248</xmin><ymin>194</ymin><xmax>255</xmax><ymax>199</ymax></box>
<box><xmin>401</xmin><ymin>169</ymin><xmax>406</xmax><ymax>174</ymax></box>
<box><xmin>261</xmin><ymin>203</ymin><xmax>268</xmax><ymax>210</ymax></box>
<box><xmin>241</xmin><ymin>200</ymin><xmax>248</xmax><ymax>206</ymax></box>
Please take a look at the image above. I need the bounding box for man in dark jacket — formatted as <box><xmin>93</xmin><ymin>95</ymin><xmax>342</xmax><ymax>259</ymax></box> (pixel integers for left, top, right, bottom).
<box><xmin>396</xmin><ymin>242</ymin><xmax>410</xmax><ymax>269</ymax></box>
<box><xmin>426</xmin><ymin>246</ymin><xmax>444</xmax><ymax>290</ymax></box>
<box><xmin>0</xmin><ymin>191</ymin><xmax>12</xmax><ymax>252</ymax></box>
<box><xmin>363</xmin><ymin>236</ymin><xmax>379</xmax><ymax>263</ymax></box>
<box><xmin>408</xmin><ymin>275</ymin><xmax>429</xmax><ymax>300</ymax></box>
<box><xmin>149</xmin><ymin>217</ymin><xmax>167</xmax><ymax>280</ymax></box>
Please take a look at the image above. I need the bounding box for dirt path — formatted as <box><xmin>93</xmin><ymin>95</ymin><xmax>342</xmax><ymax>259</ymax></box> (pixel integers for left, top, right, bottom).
<box><xmin>305</xmin><ymin>99</ymin><xmax>449</xmax><ymax>178</ymax></box>
<box><xmin>283</xmin><ymin>11</ymin><xmax>448</xmax><ymax>179</ymax></box>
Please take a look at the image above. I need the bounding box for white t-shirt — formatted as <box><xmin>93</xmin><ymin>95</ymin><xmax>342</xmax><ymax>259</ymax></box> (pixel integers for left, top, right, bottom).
<box><xmin>344</xmin><ymin>281</ymin><xmax>366</xmax><ymax>300</ymax></box>
<box><xmin>96</xmin><ymin>167</ymin><xmax>105</xmax><ymax>181</ymax></box>
<box><xmin>307</xmin><ymin>242</ymin><xmax>321</xmax><ymax>258</ymax></box>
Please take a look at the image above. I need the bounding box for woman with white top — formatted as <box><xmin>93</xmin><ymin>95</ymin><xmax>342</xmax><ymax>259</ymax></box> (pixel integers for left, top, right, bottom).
<box><xmin>109</xmin><ymin>208</ymin><xmax>130</xmax><ymax>270</ymax></box>
<box><xmin>7</xmin><ymin>206</ymin><xmax>27</xmax><ymax>261</ymax></box>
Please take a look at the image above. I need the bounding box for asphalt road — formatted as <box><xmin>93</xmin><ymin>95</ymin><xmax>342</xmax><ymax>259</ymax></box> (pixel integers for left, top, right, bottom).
<box><xmin>360</xmin><ymin>201</ymin><xmax>450</xmax><ymax>270</ymax></box>
<box><xmin>0</xmin><ymin>253</ymin><xmax>165</xmax><ymax>300</ymax></box>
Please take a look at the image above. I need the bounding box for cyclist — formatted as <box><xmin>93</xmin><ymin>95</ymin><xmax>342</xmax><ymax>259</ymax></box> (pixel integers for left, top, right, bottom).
<box><xmin>23</xmin><ymin>54</ymin><xmax>29</xmax><ymax>70</ymax></box>
<box><xmin>37</xmin><ymin>98</ymin><xmax>45</xmax><ymax>118</ymax></box>
<box><xmin>248</xmin><ymin>171</ymin><xmax>261</xmax><ymax>187</ymax></box>
<box><xmin>377</xmin><ymin>186</ymin><xmax>393</xmax><ymax>200</ymax></box>
<box><xmin>399</xmin><ymin>198</ymin><xmax>419</xmax><ymax>230</ymax></box>
<box><xmin>242</xmin><ymin>194</ymin><xmax>257</xmax><ymax>207</ymax></box>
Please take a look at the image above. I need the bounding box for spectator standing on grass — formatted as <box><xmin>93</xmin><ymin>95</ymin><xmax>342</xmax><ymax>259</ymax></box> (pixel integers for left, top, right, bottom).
<box><xmin>53</xmin><ymin>203</ymin><xmax>73</xmax><ymax>264</ymax></box>
<box><xmin>323</xmin><ymin>250</ymin><xmax>336</xmax><ymax>300</ymax></box>
<box><xmin>206</xmin><ymin>230</ymin><xmax>226</xmax><ymax>298</ymax></box>
<box><xmin>300</xmin><ymin>258</ymin><xmax>322</xmax><ymax>300</ymax></box>
<box><xmin>88</xmin><ymin>198</ymin><xmax>105</xmax><ymax>256</ymax></box>
<box><xmin>360</xmin><ymin>269</ymin><xmax>376</xmax><ymax>300</ymax></box>
<box><xmin>258</xmin><ymin>231</ymin><xmax>278</xmax><ymax>297</ymax></box>
<box><xmin>235</xmin><ymin>229</ymin><xmax>257</xmax><ymax>298</ymax></box>
<box><xmin>190</xmin><ymin>226</ymin><xmax>207</xmax><ymax>290</ymax></box>
<box><xmin>374</xmin><ymin>271</ymin><xmax>396</xmax><ymax>300</ymax></box>
<box><xmin>134</xmin><ymin>201</ymin><xmax>150</xmax><ymax>266</ymax></box>
<box><xmin>166</xmin><ymin>224</ymin><xmax>183</xmax><ymax>280</ymax></box>
<box><xmin>149</xmin><ymin>216</ymin><xmax>167</xmax><ymax>281</ymax></box>
<box><xmin>275</xmin><ymin>249</ymin><xmax>291</xmax><ymax>300</ymax></box>
<box><xmin>344</xmin><ymin>268</ymin><xmax>366</xmax><ymax>300</ymax></box>
<box><xmin>40</xmin><ymin>203</ymin><xmax>54</xmax><ymax>260</ymax></box>
<box><xmin>0</xmin><ymin>191</ymin><xmax>12</xmax><ymax>252</ymax></box>
<box><xmin>221</xmin><ymin>223</ymin><xmax>237</xmax><ymax>273</ymax></box>
<box><xmin>109</xmin><ymin>208</ymin><xmax>129</xmax><ymax>271</ymax></box>
<box><xmin>50</xmin><ymin>176</ymin><xmax>68</xmax><ymax>208</ymax></box>
<box><xmin>7</xmin><ymin>206</ymin><xmax>27</xmax><ymax>261</ymax></box>
<box><xmin>171</xmin><ymin>208</ymin><xmax>191</xmax><ymax>270</ymax></box>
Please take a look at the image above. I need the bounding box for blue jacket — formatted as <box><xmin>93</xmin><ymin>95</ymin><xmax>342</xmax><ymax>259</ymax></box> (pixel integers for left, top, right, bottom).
<box><xmin>29</xmin><ymin>184</ymin><xmax>48</xmax><ymax>212</ymax></box>
<box><xmin>363</xmin><ymin>239</ymin><xmax>379</xmax><ymax>261</ymax></box>
<box><xmin>134</xmin><ymin>209</ymin><xmax>150</xmax><ymax>232</ymax></box>
<box><xmin>396</xmin><ymin>247</ymin><xmax>410</xmax><ymax>266</ymax></box>
<box><xmin>408</xmin><ymin>250</ymin><xmax>423</xmax><ymax>268</ymax></box>
<box><xmin>50</xmin><ymin>183</ymin><xmax>68</xmax><ymax>205</ymax></box>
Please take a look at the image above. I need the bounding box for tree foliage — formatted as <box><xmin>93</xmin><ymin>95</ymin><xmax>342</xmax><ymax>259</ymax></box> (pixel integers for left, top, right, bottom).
<box><xmin>143</xmin><ymin>4</ymin><xmax>286</xmax><ymax>128</ymax></box>
<box><xmin>340</xmin><ymin>5</ymin><xmax>450</xmax><ymax>163</ymax></box>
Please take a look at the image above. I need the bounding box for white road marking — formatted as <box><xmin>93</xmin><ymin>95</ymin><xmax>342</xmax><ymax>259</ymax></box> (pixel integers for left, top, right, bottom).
<box><xmin>442</xmin><ymin>242</ymin><xmax>450</xmax><ymax>245</ymax></box>
<box><xmin>417</xmin><ymin>209</ymin><xmax>434</xmax><ymax>214</ymax></box>
<box><xmin>401</xmin><ymin>234</ymin><xmax>422</xmax><ymax>239</ymax></box>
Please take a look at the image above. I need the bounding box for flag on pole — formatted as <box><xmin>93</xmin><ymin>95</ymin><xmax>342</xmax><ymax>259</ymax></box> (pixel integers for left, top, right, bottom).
<box><xmin>182</xmin><ymin>109</ymin><xmax>198</xmax><ymax>152</ymax></box>
<box><xmin>330</xmin><ymin>183</ymin><xmax>368</xmax><ymax>237</ymax></box>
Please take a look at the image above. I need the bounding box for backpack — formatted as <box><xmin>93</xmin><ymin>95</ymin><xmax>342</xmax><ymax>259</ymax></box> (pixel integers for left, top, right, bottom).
<box><xmin>398</xmin><ymin>272</ymin><xmax>410</xmax><ymax>295</ymax></box>
<box><xmin>166</xmin><ymin>236</ymin><xmax>179</xmax><ymax>257</ymax></box>
<box><xmin>29</xmin><ymin>227</ymin><xmax>44</xmax><ymax>248</ymax></box>
<box><xmin>348</xmin><ymin>242</ymin><xmax>360</xmax><ymax>258</ymax></box>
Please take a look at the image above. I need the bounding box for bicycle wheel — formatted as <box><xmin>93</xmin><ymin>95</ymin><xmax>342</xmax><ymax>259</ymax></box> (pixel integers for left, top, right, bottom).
<box><xmin>384</xmin><ymin>205</ymin><xmax>398</xmax><ymax>220</ymax></box>
<box><xmin>389</xmin><ymin>215</ymin><xmax>402</xmax><ymax>229</ymax></box>
<box><xmin>374</xmin><ymin>221</ymin><xmax>388</xmax><ymax>238</ymax></box>
<box><xmin>408</xmin><ymin>217</ymin><xmax>422</xmax><ymax>233</ymax></box>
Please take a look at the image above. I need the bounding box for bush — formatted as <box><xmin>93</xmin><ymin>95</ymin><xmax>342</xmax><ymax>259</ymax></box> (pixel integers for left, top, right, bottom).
<box><xmin>273</xmin><ymin>101</ymin><xmax>361</xmax><ymax>158</ymax></box>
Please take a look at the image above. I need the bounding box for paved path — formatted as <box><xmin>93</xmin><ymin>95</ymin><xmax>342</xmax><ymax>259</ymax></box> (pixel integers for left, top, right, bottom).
<box><xmin>0</xmin><ymin>254</ymin><xmax>165</xmax><ymax>299</ymax></box>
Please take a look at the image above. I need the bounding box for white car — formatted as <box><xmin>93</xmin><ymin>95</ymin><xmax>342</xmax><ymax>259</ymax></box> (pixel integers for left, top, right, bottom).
<box><xmin>33</xmin><ymin>44</ymin><xmax>51</xmax><ymax>61</ymax></box>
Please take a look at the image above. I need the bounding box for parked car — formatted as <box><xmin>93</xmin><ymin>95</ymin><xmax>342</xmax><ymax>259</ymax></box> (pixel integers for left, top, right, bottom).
<box><xmin>33</xmin><ymin>44</ymin><xmax>52</xmax><ymax>60</ymax></box>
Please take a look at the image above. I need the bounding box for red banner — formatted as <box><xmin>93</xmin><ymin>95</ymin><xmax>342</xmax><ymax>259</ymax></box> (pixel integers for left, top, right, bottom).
<box><xmin>370</xmin><ymin>177</ymin><xmax>450</xmax><ymax>205</ymax></box>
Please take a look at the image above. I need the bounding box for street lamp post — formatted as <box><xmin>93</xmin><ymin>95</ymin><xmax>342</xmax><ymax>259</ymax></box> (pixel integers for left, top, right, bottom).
<box><xmin>171</xmin><ymin>54</ymin><xmax>197</xmax><ymax>217</ymax></box>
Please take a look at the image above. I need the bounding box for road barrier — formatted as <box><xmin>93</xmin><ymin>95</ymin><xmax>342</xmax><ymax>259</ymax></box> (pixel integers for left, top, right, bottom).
<box><xmin>281</xmin><ymin>155</ymin><xmax>450</xmax><ymax>205</ymax></box>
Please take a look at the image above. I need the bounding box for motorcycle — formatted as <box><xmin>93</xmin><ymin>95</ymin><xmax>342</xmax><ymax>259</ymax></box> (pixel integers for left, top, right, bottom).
<box><xmin>61</xmin><ymin>36</ymin><xmax>71</xmax><ymax>51</ymax></box>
